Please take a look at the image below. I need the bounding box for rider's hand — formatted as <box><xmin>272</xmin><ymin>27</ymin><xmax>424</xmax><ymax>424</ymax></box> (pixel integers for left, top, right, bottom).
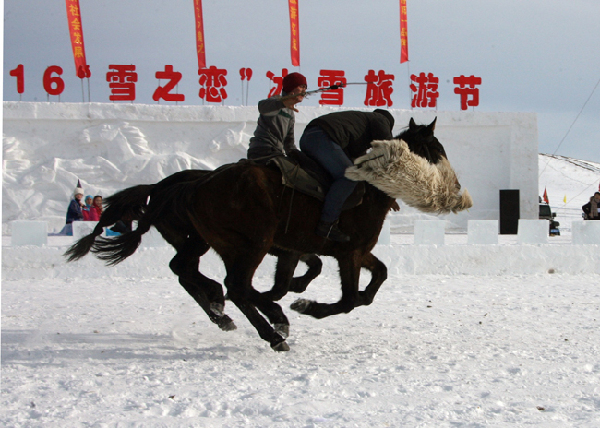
<box><xmin>282</xmin><ymin>86</ymin><xmax>306</xmax><ymax>112</ymax></box>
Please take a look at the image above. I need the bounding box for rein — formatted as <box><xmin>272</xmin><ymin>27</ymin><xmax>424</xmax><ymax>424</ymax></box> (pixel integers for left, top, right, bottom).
<box><xmin>278</xmin><ymin>163</ymin><xmax>301</xmax><ymax>234</ymax></box>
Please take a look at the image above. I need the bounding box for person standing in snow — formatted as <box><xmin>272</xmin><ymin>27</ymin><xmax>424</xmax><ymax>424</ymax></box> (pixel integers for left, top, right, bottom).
<box><xmin>582</xmin><ymin>192</ymin><xmax>600</xmax><ymax>220</ymax></box>
<box><xmin>299</xmin><ymin>109</ymin><xmax>395</xmax><ymax>242</ymax></box>
<box><xmin>64</xmin><ymin>181</ymin><xmax>86</xmax><ymax>235</ymax></box>
<box><xmin>246</xmin><ymin>72</ymin><xmax>307</xmax><ymax>162</ymax></box>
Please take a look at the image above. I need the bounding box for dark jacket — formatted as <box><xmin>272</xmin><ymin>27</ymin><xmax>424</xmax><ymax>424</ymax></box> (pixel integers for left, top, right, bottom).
<box><xmin>306</xmin><ymin>111</ymin><xmax>394</xmax><ymax>159</ymax></box>
<box><xmin>66</xmin><ymin>199</ymin><xmax>84</xmax><ymax>224</ymax></box>
<box><xmin>582</xmin><ymin>196</ymin><xmax>600</xmax><ymax>219</ymax></box>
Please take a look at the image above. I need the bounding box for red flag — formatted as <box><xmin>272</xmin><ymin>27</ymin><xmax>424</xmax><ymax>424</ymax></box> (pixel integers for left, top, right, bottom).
<box><xmin>399</xmin><ymin>0</ymin><xmax>409</xmax><ymax>63</ymax></box>
<box><xmin>65</xmin><ymin>0</ymin><xmax>90</xmax><ymax>78</ymax></box>
<box><xmin>194</xmin><ymin>0</ymin><xmax>206</xmax><ymax>69</ymax></box>
<box><xmin>543</xmin><ymin>188</ymin><xmax>549</xmax><ymax>204</ymax></box>
<box><xmin>288</xmin><ymin>0</ymin><xmax>300</xmax><ymax>66</ymax></box>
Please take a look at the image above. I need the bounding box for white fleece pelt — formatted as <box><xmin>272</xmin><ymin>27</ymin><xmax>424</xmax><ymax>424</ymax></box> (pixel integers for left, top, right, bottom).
<box><xmin>345</xmin><ymin>139</ymin><xmax>473</xmax><ymax>214</ymax></box>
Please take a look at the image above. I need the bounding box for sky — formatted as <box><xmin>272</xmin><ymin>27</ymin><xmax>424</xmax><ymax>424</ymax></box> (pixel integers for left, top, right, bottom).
<box><xmin>3</xmin><ymin>0</ymin><xmax>600</xmax><ymax>163</ymax></box>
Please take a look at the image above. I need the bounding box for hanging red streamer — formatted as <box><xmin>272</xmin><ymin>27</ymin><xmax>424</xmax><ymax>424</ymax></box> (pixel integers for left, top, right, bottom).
<box><xmin>288</xmin><ymin>0</ymin><xmax>300</xmax><ymax>66</ymax></box>
<box><xmin>194</xmin><ymin>0</ymin><xmax>207</xmax><ymax>69</ymax></box>
<box><xmin>65</xmin><ymin>0</ymin><xmax>90</xmax><ymax>78</ymax></box>
<box><xmin>400</xmin><ymin>0</ymin><xmax>409</xmax><ymax>63</ymax></box>
<box><xmin>543</xmin><ymin>188</ymin><xmax>549</xmax><ymax>204</ymax></box>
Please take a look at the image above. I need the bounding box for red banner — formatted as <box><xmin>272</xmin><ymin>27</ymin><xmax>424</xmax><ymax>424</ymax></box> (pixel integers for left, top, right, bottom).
<box><xmin>400</xmin><ymin>0</ymin><xmax>409</xmax><ymax>63</ymax></box>
<box><xmin>288</xmin><ymin>0</ymin><xmax>300</xmax><ymax>66</ymax></box>
<box><xmin>194</xmin><ymin>0</ymin><xmax>206</xmax><ymax>69</ymax></box>
<box><xmin>66</xmin><ymin>0</ymin><xmax>90</xmax><ymax>78</ymax></box>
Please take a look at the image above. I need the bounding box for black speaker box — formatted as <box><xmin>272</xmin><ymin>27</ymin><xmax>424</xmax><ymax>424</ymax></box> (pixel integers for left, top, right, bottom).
<box><xmin>499</xmin><ymin>189</ymin><xmax>520</xmax><ymax>235</ymax></box>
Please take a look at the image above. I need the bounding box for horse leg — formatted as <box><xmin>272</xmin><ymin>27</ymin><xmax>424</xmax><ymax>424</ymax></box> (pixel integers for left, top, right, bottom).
<box><xmin>245</xmin><ymin>285</ymin><xmax>291</xmax><ymax>339</ymax></box>
<box><xmin>169</xmin><ymin>238</ymin><xmax>235</xmax><ymax>331</ymax></box>
<box><xmin>291</xmin><ymin>252</ymin><xmax>361</xmax><ymax>319</ymax></box>
<box><xmin>223</xmin><ymin>254</ymin><xmax>289</xmax><ymax>351</ymax></box>
<box><xmin>261</xmin><ymin>250</ymin><xmax>301</xmax><ymax>301</ymax></box>
<box><xmin>289</xmin><ymin>253</ymin><xmax>323</xmax><ymax>293</ymax></box>
<box><xmin>356</xmin><ymin>252</ymin><xmax>388</xmax><ymax>306</ymax></box>
<box><xmin>262</xmin><ymin>250</ymin><xmax>323</xmax><ymax>301</ymax></box>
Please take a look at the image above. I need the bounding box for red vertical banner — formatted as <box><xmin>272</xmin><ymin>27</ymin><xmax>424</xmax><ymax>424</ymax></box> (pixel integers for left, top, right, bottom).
<box><xmin>66</xmin><ymin>0</ymin><xmax>90</xmax><ymax>78</ymax></box>
<box><xmin>400</xmin><ymin>0</ymin><xmax>409</xmax><ymax>63</ymax></box>
<box><xmin>288</xmin><ymin>0</ymin><xmax>300</xmax><ymax>66</ymax></box>
<box><xmin>194</xmin><ymin>0</ymin><xmax>207</xmax><ymax>69</ymax></box>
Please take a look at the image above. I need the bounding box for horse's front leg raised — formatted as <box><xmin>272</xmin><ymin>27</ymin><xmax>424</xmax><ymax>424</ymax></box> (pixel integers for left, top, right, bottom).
<box><xmin>357</xmin><ymin>252</ymin><xmax>388</xmax><ymax>306</ymax></box>
<box><xmin>291</xmin><ymin>252</ymin><xmax>361</xmax><ymax>319</ymax></box>
<box><xmin>262</xmin><ymin>250</ymin><xmax>323</xmax><ymax>301</ymax></box>
<box><xmin>261</xmin><ymin>249</ymin><xmax>301</xmax><ymax>301</ymax></box>
<box><xmin>289</xmin><ymin>253</ymin><xmax>323</xmax><ymax>294</ymax></box>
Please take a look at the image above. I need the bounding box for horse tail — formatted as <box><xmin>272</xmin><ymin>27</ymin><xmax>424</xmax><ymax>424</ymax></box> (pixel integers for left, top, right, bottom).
<box><xmin>88</xmin><ymin>182</ymin><xmax>193</xmax><ymax>266</ymax></box>
<box><xmin>90</xmin><ymin>218</ymin><xmax>152</xmax><ymax>266</ymax></box>
<box><xmin>64</xmin><ymin>184</ymin><xmax>153</xmax><ymax>263</ymax></box>
<box><xmin>72</xmin><ymin>169</ymin><xmax>215</xmax><ymax>266</ymax></box>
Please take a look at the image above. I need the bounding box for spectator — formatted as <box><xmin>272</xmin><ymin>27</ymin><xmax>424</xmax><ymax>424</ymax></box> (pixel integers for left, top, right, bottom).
<box><xmin>62</xmin><ymin>180</ymin><xmax>85</xmax><ymax>235</ymax></box>
<box><xmin>582</xmin><ymin>192</ymin><xmax>600</xmax><ymax>220</ymax></box>
<box><xmin>82</xmin><ymin>195</ymin><xmax>93</xmax><ymax>220</ymax></box>
<box><xmin>87</xmin><ymin>195</ymin><xmax>103</xmax><ymax>222</ymax></box>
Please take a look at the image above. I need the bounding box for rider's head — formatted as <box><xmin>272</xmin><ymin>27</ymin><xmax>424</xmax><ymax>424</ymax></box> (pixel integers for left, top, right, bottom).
<box><xmin>282</xmin><ymin>72</ymin><xmax>307</xmax><ymax>95</ymax></box>
<box><xmin>373</xmin><ymin>109</ymin><xmax>395</xmax><ymax>131</ymax></box>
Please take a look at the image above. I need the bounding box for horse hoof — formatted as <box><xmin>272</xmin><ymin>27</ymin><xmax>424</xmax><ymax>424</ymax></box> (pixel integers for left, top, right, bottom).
<box><xmin>210</xmin><ymin>302</ymin><xmax>224</xmax><ymax>316</ymax></box>
<box><xmin>271</xmin><ymin>340</ymin><xmax>290</xmax><ymax>352</ymax></box>
<box><xmin>217</xmin><ymin>315</ymin><xmax>237</xmax><ymax>332</ymax></box>
<box><xmin>274</xmin><ymin>323</ymin><xmax>289</xmax><ymax>339</ymax></box>
<box><xmin>291</xmin><ymin>299</ymin><xmax>312</xmax><ymax>314</ymax></box>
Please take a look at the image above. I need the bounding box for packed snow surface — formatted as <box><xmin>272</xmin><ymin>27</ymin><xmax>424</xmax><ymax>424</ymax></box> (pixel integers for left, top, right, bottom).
<box><xmin>2</xmin><ymin>251</ymin><xmax>600</xmax><ymax>427</ymax></box>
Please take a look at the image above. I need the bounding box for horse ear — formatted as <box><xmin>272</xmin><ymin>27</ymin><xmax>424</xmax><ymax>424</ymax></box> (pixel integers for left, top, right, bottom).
<box><xmin>428</xmin><ymin>117</ymin><xmax>437</xmax><ymax>132</ymax></box>
<box><xmin>409</xmin><ymin>117</ymin><xmax>416</xmax><ymax>129</ymax></box>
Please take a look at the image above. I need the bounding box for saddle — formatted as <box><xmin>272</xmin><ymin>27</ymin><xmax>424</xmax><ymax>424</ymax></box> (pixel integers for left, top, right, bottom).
<box><xmin>265</xmin><ymin>152</ymin><xmax>365</xmax><ymax>211</ymax></box>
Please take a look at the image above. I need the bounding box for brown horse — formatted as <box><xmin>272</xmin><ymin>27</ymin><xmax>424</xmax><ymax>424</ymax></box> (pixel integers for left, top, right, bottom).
<box><xmin>65</xmin><ymin>169</ymin><xmax>323</xmax><ymax>332</ymax></box>
<box><xmin>74</xmin><ymin>118</ymin><xmax>472</xmax><ymax>351</ymax></box>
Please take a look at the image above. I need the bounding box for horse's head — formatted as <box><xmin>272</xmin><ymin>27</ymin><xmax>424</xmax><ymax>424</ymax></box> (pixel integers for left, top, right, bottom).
<box><xmin>345</xmin><ymin>117</ymin><xmax>473</xmax><ymax>214</ymax></box>
<box><xmin>395</xmin><ymin>117</ymin><xmax>448</xmax><ymax>165</ymax></box>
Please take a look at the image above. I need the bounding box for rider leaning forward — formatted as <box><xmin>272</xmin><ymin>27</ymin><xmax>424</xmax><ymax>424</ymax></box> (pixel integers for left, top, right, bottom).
<box><xmin>246</xmin><ymin>73</ymin><xmax>396</xmax><ymax>243</ymax></box>
<box><xmin>300</xmin><ymin>109</ymin><xmax>395</xmax><ymax>243</ymax></box>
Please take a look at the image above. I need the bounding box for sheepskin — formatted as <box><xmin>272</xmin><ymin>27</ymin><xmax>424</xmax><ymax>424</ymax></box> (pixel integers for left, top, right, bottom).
<box><xmin>345</xmin><ymin>139</ymin><xmax>473</xmax><ymax>214</ymax></box>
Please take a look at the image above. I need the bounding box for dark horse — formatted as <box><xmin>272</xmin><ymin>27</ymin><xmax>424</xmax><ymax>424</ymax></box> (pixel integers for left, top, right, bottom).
<box><xmin>67</xmin><ymin>118</ymin><xmax>471</xmax><ymax>351</ymax></box>
<box><xmin>65</xmin><ymin>169</ymin><xmax>323</xmax><ymax>332</ymax></box>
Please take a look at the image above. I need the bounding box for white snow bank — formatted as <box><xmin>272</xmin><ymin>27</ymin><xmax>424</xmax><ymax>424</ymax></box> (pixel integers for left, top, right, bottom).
<box><xmin>3</xmin><ymin>234</ymin><xmax>599</xmax><ymax>279</ymax></box>
<box><xmin>3</xmin><ymin>101</ymin><xmax>538</xmax><ymax>233</ymax></box>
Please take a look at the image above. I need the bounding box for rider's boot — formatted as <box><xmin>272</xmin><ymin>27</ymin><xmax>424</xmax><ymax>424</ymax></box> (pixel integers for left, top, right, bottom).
<box><xmin>316</xmin><ymin>220</ymin><xmax>350</xmax><ymax>243</ymax></box>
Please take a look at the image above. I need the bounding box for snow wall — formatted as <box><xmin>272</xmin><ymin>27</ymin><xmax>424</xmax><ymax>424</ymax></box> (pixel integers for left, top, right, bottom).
<box><xmin>2</xmin><ymin>102</ymin><xmax>538</xmax><ymax>234</ymax></box>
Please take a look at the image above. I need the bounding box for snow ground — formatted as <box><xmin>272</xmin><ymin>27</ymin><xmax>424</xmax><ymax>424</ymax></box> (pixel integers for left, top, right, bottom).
<box><xmin>2</xmin><ymin>235</ymin><xmax>600</xmax><ymax>427</ymax></box>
